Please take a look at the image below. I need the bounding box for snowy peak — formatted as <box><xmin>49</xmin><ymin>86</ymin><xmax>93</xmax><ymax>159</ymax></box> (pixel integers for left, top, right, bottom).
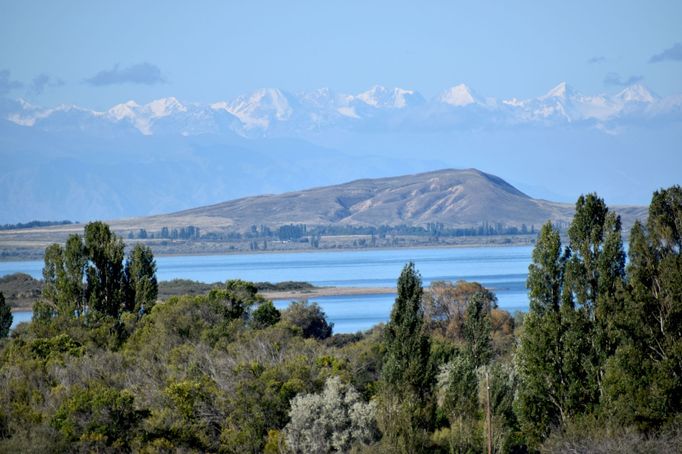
<box><xmin>146</xmin><ymin>97</ymin><xmax>187</xmax><ymax>118</ymax></box>
<box><xmin>355</xmin><ymin>85</ymin><xmax>423</xmax><ymax>109</ymax></box>
<box><xmin>3</xmin><ymin>82</ymin><xmax>679</xmax><ymax>136</ymax></box>
<box><xmin>437</xmin><ymin>84</ymin><xmax>478</xmax><ymax>106</ymax></box>
<box><xmin>224</xmin><ymin>88</ymin><xmax>294</xmax><ymax>129</ymax></box>
<box><xmin>107</xmin><ymin>100</ymin><xmax>140</xmax><ymax>121</ymax></box>
<box><xmin>614</xmin><ymin>84</ymin><xmax>656</xmax><ymax>104</ymax></box>
<box><xmin>540</xmin><ymin>82</ymin><xmax>576</xmax><ymax>100</ymax></box>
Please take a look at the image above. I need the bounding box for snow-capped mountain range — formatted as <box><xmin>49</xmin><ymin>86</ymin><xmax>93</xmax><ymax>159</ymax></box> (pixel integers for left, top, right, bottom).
<box><xmin>3</xmin><ymin>82</ymin><xmax>680</xmax><ymax>137</ymax></box>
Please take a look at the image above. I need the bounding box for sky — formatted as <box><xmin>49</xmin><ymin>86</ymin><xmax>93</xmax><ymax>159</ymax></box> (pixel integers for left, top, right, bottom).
<box><xmin>1</xmin><ymin>0</ymin><xmax>682</xmax><ymax>109</ymax></box>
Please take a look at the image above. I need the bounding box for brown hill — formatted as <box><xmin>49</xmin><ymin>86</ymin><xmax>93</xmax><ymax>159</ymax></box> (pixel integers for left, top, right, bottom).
<box><xmin>127</xmin><ymin>168</ymin><xmax>643</xmax><ymax>231</ymax></box>
<box><xmin>0</xmin><ymin>169</ymin><xmax>648</xmax><ymax>248</ymax></box>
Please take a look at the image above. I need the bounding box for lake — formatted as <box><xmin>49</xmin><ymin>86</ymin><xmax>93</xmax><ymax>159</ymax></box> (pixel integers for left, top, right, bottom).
<box><xmin>5</xmin><ymin>245</ymin><xmax>533</xmax><ymax>333</ymax></box>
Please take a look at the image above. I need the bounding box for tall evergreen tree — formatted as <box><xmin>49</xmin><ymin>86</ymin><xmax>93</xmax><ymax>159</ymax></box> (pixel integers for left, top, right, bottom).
<box><xmin>84</xmin><ymin>222</ymin><xmax>126</xmax><ymax>318</ymax></box>
<box><xmin>563</xmin><ymin>193</ymin><xmax>625</xmax><ymax>399</ymax></box>
<box><xmin>603</xmin><ymin>186</ymin><xmax>682</xmax><ymax>428</ymax></box>
<box><xmin>462</xmin><ymin>290</ymin><xmax>492</xmax><ymax>368</ymax></box>
<box><xmin>62</xmin><ymin>234</ymin><xmax>87</xmax><ymax>317</ymax></box>
<box><xmin>41</xmin><ymin>236</ymin><xmax>86</xmax><ymax>318</ymax></box>
<box><xmin>42</xmin><ymin>242</ymin><xmax>65</xmax><ymax>313</ymax></box>
<box><xmin>517</xmin><ymin>222</ymin><xmax>567</xmax><ymax>445</ymax></box>
<box><xmin>379</xmin><ymin>262</ymin><xmax>433</xmax><ymax>452</ymax></box>
<box><xmin>382</xmin><ymin>262</ymin><xmax>432</xmax><ymax>396</ymax></box>
<box><xmin>124</xmin><ymin>243</ymin><xmax>158</xmax><ymax>315</ymax></box>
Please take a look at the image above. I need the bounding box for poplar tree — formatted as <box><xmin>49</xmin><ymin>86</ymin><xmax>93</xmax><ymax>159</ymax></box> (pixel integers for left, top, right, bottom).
<box><xmin>603</xmin><ymin>186</ymin><xmax>682</xmax><ymax>428</ymax></box>
<box><xmin>84</xmin><ymin>221</ymin><xmax>126</xmax><ymax>318</ymax></box>
<box><xmin>41</xmin><ymin>235</ymin><xmax>86</xmax><ymax>318</ymax></box>
<box><xmin>382</xmin><ymin>262</ymin><xmax>432</xmax><ymax>396</ymax></box>
<box><xmin>379</xmin><ymin>262</ymin><xmax>433</xmax><ymax>452</ymax></box>
<box><xmin>462</xmin><ymin>290</ymin><xmax>492</xmax><ymax>368</ymax></box>
<box><xmin>124</xmin><ymin>243</ymin><xmax>158</xmax><ymax>315</ymax></box>
<box><xmin>563</xmin><ymin>193</ymin><xmax>625</xmax><ymax>400</ymax></box>
<box><xmin>517</xmin><ymin>222</ymin><xmax>567</xmax><ymax>445</ymax></box>
<box><xmin>63</xmin><ymin>234</ymin><xmax>87</xmax><ymax>317</ymax></box>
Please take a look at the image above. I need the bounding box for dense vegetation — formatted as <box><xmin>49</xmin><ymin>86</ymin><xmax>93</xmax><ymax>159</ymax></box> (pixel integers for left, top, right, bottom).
<box><xmin>140</xmin><ymin>222</ymin><xmax>541</xmax><ymax>243</ymax></box>
<box><xmin>0</xmin><ymin>187</ymin><xmax>680</xmax><ymax>452</ymax></box>
<box><xmin>0</xmin><ymin>274</ymin><xmax>316</xmax><ymax>309</ymax></box>
<box><xmin>0</xmin><ymin>220</ymin><xmax>74</xmax><ymax>231</ymax></box>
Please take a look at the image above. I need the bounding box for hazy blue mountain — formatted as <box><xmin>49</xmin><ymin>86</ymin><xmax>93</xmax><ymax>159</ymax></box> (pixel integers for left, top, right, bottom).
<box><xmin>1</xmin><ymin>82</ymin><xmax>680</xmax><ymax>223</ymax></box>
<box><xmin>56</xmin><ymin>169</ymin><xmax>648</xmax><ymax>237</ymax></box>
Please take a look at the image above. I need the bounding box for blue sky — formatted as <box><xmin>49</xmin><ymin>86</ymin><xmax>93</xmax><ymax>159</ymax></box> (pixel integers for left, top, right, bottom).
<box><xmin>2</xmin><ymin>0</ymin><xmax>681</xmax><ymax>109</ymax></box>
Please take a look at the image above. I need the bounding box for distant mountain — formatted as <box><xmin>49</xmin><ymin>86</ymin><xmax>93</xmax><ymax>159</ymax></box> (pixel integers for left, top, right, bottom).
<box><xmin>111</xmin><ymin>169</ymin><xmax>646</xmax><ymax>233</ymax></box>
<box><xmin>3</xmin><ymin>82</ymin><xmax>678</xmax><ymax>138</ymax></box>
<box><xmin>1</xmin><ymin>82</ymin><xmax>679</xmax><ymax>223</ymax></box>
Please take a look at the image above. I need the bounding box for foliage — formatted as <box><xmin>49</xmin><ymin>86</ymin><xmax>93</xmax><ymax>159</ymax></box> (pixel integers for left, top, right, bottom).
<box><xmin>252</xmin><ymin>300</ymin><xmax>281</xmax><ymax>329</ymax></box>
<box><xmin>281</xmin><ymin>301</ymin><xmax>333</xmax><ymax>339</ymax></box>
<box><xmin>284</xmin><ymin>376</ymin><xmax>378</xmax><ymax>453</ymax></box>
<box><xmin>124</xmin><ymin>243</ymin><xmax>158</xmax><ymax>315</ymax></box>
<box><xmin>0</xmin><ymin>292</ymin><xmax>11</xmax><ymax>338</ymax></box>
<box><xmin>437</xmin><ymin>353</ymin><xmax>479</xmax><ymax>422</ymax></box>
<box><xmin>517</xmin><ymin>187</ymin><xmax>682</xmax><ymax>447</ymax></box>
<box><xmin>423</xmin><ymin>280</ymin><xmax>496</xmax><ymax>340</ymax></box>
<box><xmin>84</xmin><ymin>221</ymin><xmax>127</xmax><ymax>318</ymax></box>
<box><xmin>378</xmin><ymin>262</ymin><xmax>434</xmax><ymax>453</ymax></box>
<box><xmin>462</xmin><ymin>290</ymin><xmax>493</xmax><ymax>368</ymax></box>
<box><xmin>51</xmin><ymin>384</ymin><xmax>145</xmax><ymax>449</ymax></box>
<box><xmin>381</xmin><ymin>262</ymin><xmax>432</xmax><ymax>396</ymax></box>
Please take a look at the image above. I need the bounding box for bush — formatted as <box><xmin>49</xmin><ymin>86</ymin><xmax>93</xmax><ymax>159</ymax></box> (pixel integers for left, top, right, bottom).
<box><xmin>284</xmin><ymin>376</ymin><xmax>378</xmax><ymax>453</ymax></box>
<box><xmin>282</xmin><ymin>301</ymin><xmax>333</xmax><ymax>340</ymax></box>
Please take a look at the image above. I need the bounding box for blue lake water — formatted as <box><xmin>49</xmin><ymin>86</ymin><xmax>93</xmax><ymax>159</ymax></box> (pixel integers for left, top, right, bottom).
<box><xmin>4</xmin><ymin>245</ymin><xmax>533</xmax><ymax>333</ymax></box>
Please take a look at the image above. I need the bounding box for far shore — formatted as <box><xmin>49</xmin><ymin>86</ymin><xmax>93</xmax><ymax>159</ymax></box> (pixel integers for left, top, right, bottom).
<box><xmin>261</xmin><ymin>286</ymin><xmax>396</xmax><ymax>301</ymax></box>
<box><xmin>0</xmin><ymin>236</ymin><xmax>538</xmax><ymax>263</ymax></box>
<box><xmin>10</xmin><ymin>286</ymin><xmax>396</xmax><ymax>313</ymax></box>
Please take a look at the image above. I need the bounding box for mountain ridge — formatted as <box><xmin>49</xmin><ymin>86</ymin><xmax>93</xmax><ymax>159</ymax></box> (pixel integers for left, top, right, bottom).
<box><xmin>109</xmin><ymin>168</ymin><xmax>645</xmax><ymax>233</ymax></box>
<box><xmin>3</xmin><ymin>82</ymin><xmax>677</xmax><ymax>138</ymax></box>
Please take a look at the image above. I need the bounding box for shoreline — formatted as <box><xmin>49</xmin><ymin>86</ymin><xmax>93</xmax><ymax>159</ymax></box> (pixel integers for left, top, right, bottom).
<box><xmin>261</xmin><ymin>286</ymin><xmax>396</xmax><ymax>301</ymax></box>
<box><xmin>0</xmin><ymin>239</ymin><xmax>536</xmax><ymax>263</ymax></box>
<box><xmin>10</xmin><ymin>286</ymin><xmax>397</xmax><ymax>313</ymax></box>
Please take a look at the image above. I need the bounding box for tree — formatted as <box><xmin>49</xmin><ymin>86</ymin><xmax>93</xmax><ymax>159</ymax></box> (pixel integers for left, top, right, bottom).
<box><xmin>378</xmin><ymin>262</ymin><xmax>433</xmax><ymax>452</ymax></box>
<box><xmin>51</xmin><ymin>385</ymin><xmax>145</xmax><ymax>450</ymax></box>
<box><xmin>0</xmin><ymin>292</ymin><xmax>11</xmax><ymax>337</ymax></box>
<box><xmin>282</xmin><ymin>301</ymin><xmax>333</xmax><ymax>339</ymax></box>
<box><xmin>563</xmin><ymin>193</ymin><xmax>625</xmax><ymax>401</ymax></box>
<box><xmin>284</xmin><ymin>376</ymin><xmax>378</xmax><ymax>453</ymax></box>
<box><xmin>382</xmin><ymin>262</ymin><xmax>432</xmax><ymax>394</ymax></box>
<box><xmin>517</xmin><ymin>222</ymin><xmax>568</xmax><ymax>445</ymax></box>
<box><xmin>462</xmin><ymin>290</ymin><xmax>493</xmax><ymax>368</ymax></box>
<box><xmin>39</xmin><ymin>223</ymin><xmax>158</xmax><ymax>323</ymax></box>
<box><xmin>62</xmin><ymin>234</ymin><xmax>87</xmax><ymax>317</ymax></box>
<box><xmin>124</xmin><ymin>243</ymin><xmax>158</xmax><ymax>315</ymax></box>
<box><xmin>84</xmin><ymin>222</ymin><xmax>126</xmax><ymax>318</ymax></box>
<box><xmin>423</xmin><ymin>280</ymin><xmax>496</xmax><ymax>340</ymax></box>
<box><xmin>41</xmin><ymin>243</ymin><xmax>65</xmax><ymax>317</ymax></box>
<box><xmin>602</xmin><ymin>186</ymin><xmax>682</xmax><ymax>429</ymax></box>
<box><xmin>41</xmin><ymin>235</ymin><xmax>86</xmax><ymax>318</ymax></box>
<box><xmin>252</xmin><ymin>301</ymin><xmax>281</xmax><ymax>329</ymax></box>
<box><xmin>436</xmin><ymin>353</ymin><xmax>480</xmax><ymax>451</ymax></box>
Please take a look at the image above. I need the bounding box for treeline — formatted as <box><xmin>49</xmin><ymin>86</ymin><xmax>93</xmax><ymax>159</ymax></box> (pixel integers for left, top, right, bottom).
<box><xmin>125</xmin><ymin>221</ymin><xmax>542</xmax><ymax>243</ymax></box>
<box><xmin>317</xmin><ymin>221</ymin><xmax>539</xmax><ymax>238</ymax></box>
<box><xmin>0</xmin><ymin>186</ymin><xmax>679</xmax><ymax>452</ymax></box>
<box><xmin>128</xmin><ymin>225</ymin><xmax>200</xmax><ymax>240</ymax></box>
<box><xmin>0</xmin><ymin>220</ymin><xmax>74</xmax><ymax>231</ymax></box>
<box><xmin>517</xmin><ymin>187</ymin><xmax>682</xmax><ymax>448</ymax></box>
<box><xmin>204</xmin><ymin>221</ymin><xmax>541</xmax><ymax>242</ymax></box>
